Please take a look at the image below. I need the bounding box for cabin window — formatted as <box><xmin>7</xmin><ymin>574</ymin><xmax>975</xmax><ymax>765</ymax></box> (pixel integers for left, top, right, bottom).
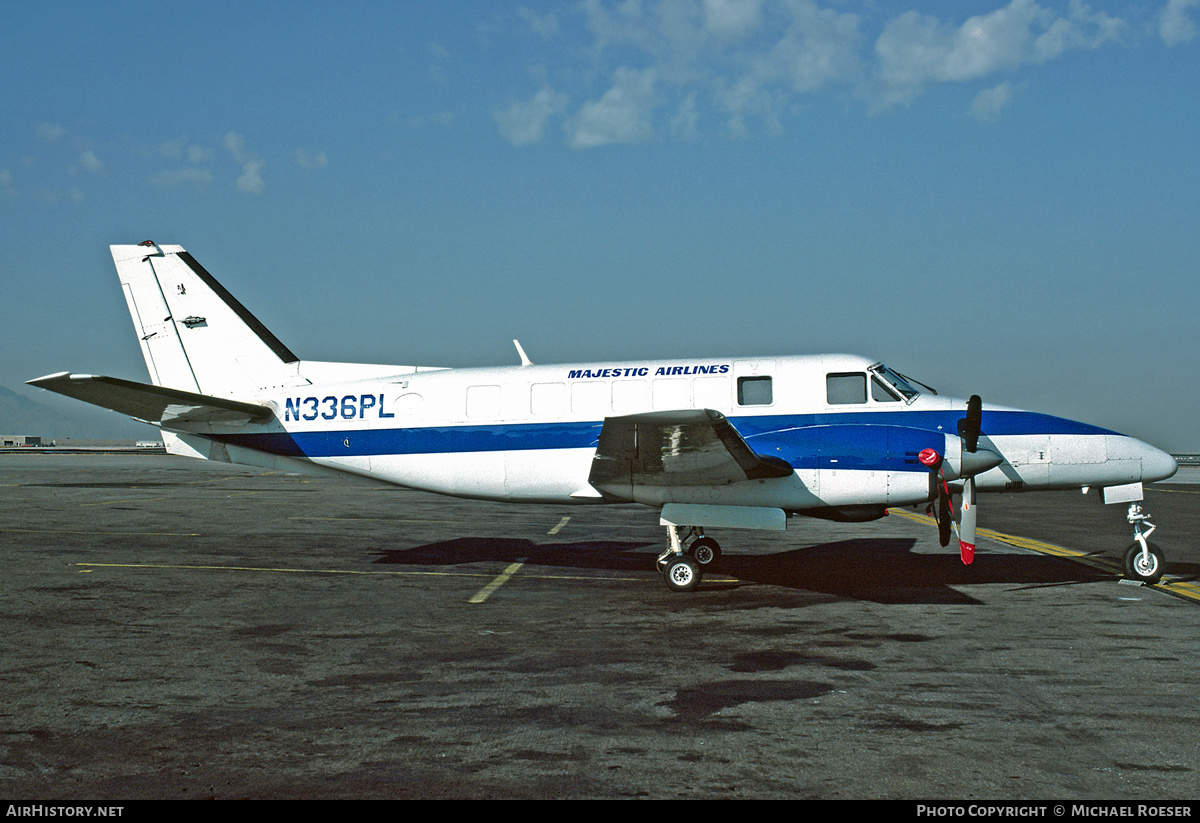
<box><xmin>737</xmin><ymin>376</ymin><xmax>773</xmax><ymax>406</ymax></box>
<box><xmin>530</xmin><ymin>382</ymin><xmax>568</xmax><ymax>416</ymax></box>
<box><xmin>694</xmin><ymin>376</ymin><xmax>730</xmax><ymax>410</ymax></box>
<box><xmin>612</xmin><ymin>379</ymin><xmax>649</xmax><ymax>413</ymax></box>
<box><xmin>827</xmin><ymin>373</ymin><xmax>867</xmax><ymax>405</ymax></box>
<box><xmin>653</xmin><ymin>378</ymin><xmax>690</xmax><ymax>410</ymax></box>
<box><xmin>466</xmin><ymin>385</ymin><xmax>501</xmax><ymax>418</ymax></box>
<box><xmin>572</xmin><ymin>381</ymin><xmax>608</xmax><ymax>415</ymax></box>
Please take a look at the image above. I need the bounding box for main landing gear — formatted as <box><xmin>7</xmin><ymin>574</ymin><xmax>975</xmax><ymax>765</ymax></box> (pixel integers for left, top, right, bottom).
<box><xmin>1123</xmin><ymin>503</ymin><xmax>1166</xmax><ymax>585</ymax></box>
<box><xmin>656</xmin><ymin>525</ymin><xmax>722</xmax><ymax>592</ymax></box>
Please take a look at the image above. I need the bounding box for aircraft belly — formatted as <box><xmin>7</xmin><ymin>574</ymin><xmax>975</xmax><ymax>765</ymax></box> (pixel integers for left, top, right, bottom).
<box><xmin>370</xmin><ymin>452</ymin><xmax>508</xmax><ymax>500</ymax></box>
<box><xmin>630</xmin><ymin>471</ymin><xmax>823</xmax><ymax>510</ymax></box>
<box><xmin>885</xmin><ymin>470</ymin><xmax>931</xmax><ymax>507</ymax></box>
<box><xmin>817</xmin><ymin>468</ymin><xmax>886</xmax><ymax>507</ymax></box>
<box><xmin>504</xmin><ymin>448</ymin><xmax>598</xmax><ymax>502</ymax></box>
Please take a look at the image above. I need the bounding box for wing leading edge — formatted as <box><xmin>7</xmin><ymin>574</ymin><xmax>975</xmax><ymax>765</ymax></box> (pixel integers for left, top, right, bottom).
<box><xmin>588</xmin><ymin>409</ymin><xmax>792</xmax><ymax>498</ymax></box>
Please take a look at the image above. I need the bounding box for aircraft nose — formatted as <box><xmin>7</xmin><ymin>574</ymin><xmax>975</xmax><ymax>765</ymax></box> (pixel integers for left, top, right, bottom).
<box><xmin>1139</xmin><ymin>441</ymin><xmax>1178</xmax><ymax>483</ymax></box>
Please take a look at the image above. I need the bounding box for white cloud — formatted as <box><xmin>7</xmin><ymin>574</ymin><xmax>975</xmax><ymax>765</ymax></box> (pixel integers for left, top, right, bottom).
<box><xmin>703</xmin><ymin>0</ymin><xmax>764</xmax><ymax>40</ymax></box>
<box><xmin>407</xmin><ymin>111</ymin><xmax>456</xmax><ymax>128</ymax></box>
<box><xmin>36</xmin><ymin>123</ymin><xmax>66</xmax><ymax>142</ymax></box>
<box><xmin>79</xmin><ymin>150</ymin><xmax>105</xmax><ymax>174</ymax></box>
<box><xmin>1160</xmin><ymin>0</ymin><xmax>1199</xmax><ymax>45</ymax></box>
<box><xmin>223</xmin><ymin>132</ymin><xmax>265</xmax><ymax>194</ymax></box>
<box><xmin>158</xmin><ymin>139</ymin><xmax>212</xmax><ymax>165</ymax></box>
<box><xmin>236</xmin><ymin>159</ymin><xmax>265</xmax><ymax>195</ymax></box>
<box><xmin>223</xmin><ymin>132</ymin><xmax>250</xmax><ymax>164</ymax></box>
<box><xmin>187</xmin><ymin>144</ymin><xmax>212</xmax><ymax>165</ymax></box>
<box><xmin>568</xmin><ymin>67</ymin><xmax>659</xmax><ymax>148</ymax></box>
<box><xmin>670</xmin><ymin>91</ymin><xmax>701</xmax><ymax>139</ymax></box>
<box><xmin>870</xmin><ymin>0</ymin><xmax>1127</xmax><ymax>111</ymax></box>
<box><xmin>296</xmin><ymin>149</ymin><xmax>328</xmax><ymax>170</ymax></box>
<box><xmin>970</xmin><ymin>81</ymin><xmax>1014</xmax><ymax>121</ymax></box>
<box><xmin>518</xmin><ymin>5</ymin><xmax>559</xmax><ymax>39</ymax></box>
<box><xmin>501</xmin><ymin>1</ymin><xmax>1150</xmax><ymax>142</ymax></box>
<box><xmin>0</xmin><ymin>169</ymin><xmax>17</xmax><ymax>199</ymax></box>
<box><xmin>151</xmin><ymin>168</ymin><xmax>214</xmax><ymax>190</ymax></box>
<box><xmin>495</xmin><ymin>87</ymin><xmax>569</xmax><ymax>146</ymax></box>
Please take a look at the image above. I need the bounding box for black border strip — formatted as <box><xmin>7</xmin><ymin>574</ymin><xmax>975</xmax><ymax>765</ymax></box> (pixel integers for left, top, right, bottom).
<box><xmin>176</xmin><ymin>251</ymin><xmax>299</xmax><ymax>364</ymax></box>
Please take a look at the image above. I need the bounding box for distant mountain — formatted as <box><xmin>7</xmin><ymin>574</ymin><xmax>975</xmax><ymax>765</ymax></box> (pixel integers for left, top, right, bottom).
<box><xmin>0</xmin><ymin>383</ymin><xmax>155</xmax><ymax>440</ymax></box>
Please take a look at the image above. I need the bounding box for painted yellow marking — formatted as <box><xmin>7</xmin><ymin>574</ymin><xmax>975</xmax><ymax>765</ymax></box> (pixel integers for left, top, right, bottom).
<box><xmin>289</xmin><ymin>516</ymin><xmax>458</xmax><ymax>524</ymax></box>
<box><xmin>73</xmin><ymin>561</ymin><xmax>643</xmax><ymax>584</ymax></box>
<box><xmin>890</xmin><ymin>508</ymin><xmax>1200</xmax><ymax>604</ymax></box>
<box><xmin>76</xmin><ymin>561</ymin><xmax>506</xmax><ymax>579</ymax></box>
<box><xmin>548</xmin><ymin>516</ymin><xmax>570</xmax><ymax>535</ymax></box>
<box><xmin>1</xmin><ymin>527</ymin><xmax>201</xmax><ymax>536</ymax></box>
<box><xmin>469</xmin><ymin>561</ymin><xmax>526</xmax><ymax>604</ymax></box>
<box><xmin>82</xmin><ymin>489</ymin><xmax>267</xmax><ymax>506</ymax></box>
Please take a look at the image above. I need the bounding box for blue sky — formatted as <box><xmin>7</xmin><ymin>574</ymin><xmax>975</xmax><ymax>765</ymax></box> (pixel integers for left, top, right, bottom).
<box><xmin>2</xmin><ymin>0</ymin><xmax>1197</xmax><ymax>450</ymax></box>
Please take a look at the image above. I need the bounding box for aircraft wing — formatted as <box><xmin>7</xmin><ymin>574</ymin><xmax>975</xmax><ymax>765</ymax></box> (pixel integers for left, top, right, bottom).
<box><xmin>27</xmin><ymin>372</ymin><xmax>273</xmax><ymax>426</ymax></box>
<box><xmin>588</xmin><ymin>409</ymin><xmax>792</xmax><ymax>496</ymax></box>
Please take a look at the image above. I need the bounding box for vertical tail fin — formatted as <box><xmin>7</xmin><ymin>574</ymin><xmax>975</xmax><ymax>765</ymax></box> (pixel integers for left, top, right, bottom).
<box><xmin>112</xmin><ymin>242</ymin><xmax>308</xmax><ymax>397</ymax></box>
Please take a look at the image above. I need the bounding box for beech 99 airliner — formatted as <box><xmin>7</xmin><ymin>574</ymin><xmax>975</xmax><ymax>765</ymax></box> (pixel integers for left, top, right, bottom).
<box><xmin>30</xmin><ymin>243</ymin><xmax>1178</xmax><ymax>592</ymax></box>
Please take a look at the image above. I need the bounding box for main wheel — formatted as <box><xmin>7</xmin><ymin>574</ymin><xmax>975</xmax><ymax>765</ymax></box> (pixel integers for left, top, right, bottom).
<box><xmin>689</xmin><ymin>536</ymin><xmax>722</xmax><ymax>567</ymax></box>
<box><xmin>1123</xmin><ymin>541</ymin><xmax>1166</xmax><ymax>585</ymax></box>
<box><xmin>663</xmin><ymin>556</ymin><xmax>702</xmax><ymax>593</ymax></box>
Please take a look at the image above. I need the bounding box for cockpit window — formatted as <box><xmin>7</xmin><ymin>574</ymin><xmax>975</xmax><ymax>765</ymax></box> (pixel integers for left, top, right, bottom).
<box><xmin>868</xmin><ymin>364</ymin><xmax>921</xmax><ymax>403</ymax></box>
<box><xmin>871</xmin><ymin>375</ymin><xmax>901</xmax><ymax>402</ymax></box>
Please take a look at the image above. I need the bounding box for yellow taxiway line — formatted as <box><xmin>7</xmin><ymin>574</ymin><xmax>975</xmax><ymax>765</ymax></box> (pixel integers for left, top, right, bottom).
<box><xmin>889</xmin><ymin>508</ymin><xmax>1200</xmax><ymax>604</ymax></box>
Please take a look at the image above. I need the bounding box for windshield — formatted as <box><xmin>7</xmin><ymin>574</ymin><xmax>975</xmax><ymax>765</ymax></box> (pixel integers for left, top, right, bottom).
<box><xmin>869</xmin><ymin>364</ymin><xmax>923</xmax><ymax>402</ymax></box>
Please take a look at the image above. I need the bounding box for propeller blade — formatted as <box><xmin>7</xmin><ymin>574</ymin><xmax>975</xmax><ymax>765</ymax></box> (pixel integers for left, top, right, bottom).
<box><xmin>954</xmin><ymin>396</ymin><xmax>983</xmax><ymax>563</ymax></box>
<box><xmin>919</xmin><ymin>448</ymin><xmax>954</xmax><ymax>547</ymax></box>
<box><xmin>959</xmin><ymin>476</ymin><xmax>977</xmax><ymax>564</ymax></box>
<box><xmin>937</xmin><ymin>481</ymin><xmax>952</xmax><ymax>547</ymax></box>
<box><xmin>959</xmin><ymin>395</ymin><xmax>982</xmax><ymax>453</ymax></box>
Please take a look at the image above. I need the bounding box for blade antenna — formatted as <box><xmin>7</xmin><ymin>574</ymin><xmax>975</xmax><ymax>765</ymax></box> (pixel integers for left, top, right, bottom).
<box><xmin>513</xmin><ymin>339</ymin><xmax>533</xmax><ymax>367</ymax></box>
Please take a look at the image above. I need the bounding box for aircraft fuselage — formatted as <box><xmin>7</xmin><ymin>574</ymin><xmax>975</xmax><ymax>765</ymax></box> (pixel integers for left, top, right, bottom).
<box><xmin>166</xmin><ymin>352</ymin><xmax>1176</xmax><ymax>512</ymax></box>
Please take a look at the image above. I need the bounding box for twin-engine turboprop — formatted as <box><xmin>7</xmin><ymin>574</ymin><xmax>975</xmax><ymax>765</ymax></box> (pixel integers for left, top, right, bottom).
<box><xmin>30</xmin><ymin>243</ymin><xmax>1179</xmax><ymax>592</ymax></box>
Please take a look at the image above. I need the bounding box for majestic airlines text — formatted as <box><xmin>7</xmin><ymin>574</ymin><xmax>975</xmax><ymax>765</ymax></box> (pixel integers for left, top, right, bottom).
<box><xmin>567</xmin><ymin>364</ymin><xmax>730</xmax><ymax>379</ymax></box>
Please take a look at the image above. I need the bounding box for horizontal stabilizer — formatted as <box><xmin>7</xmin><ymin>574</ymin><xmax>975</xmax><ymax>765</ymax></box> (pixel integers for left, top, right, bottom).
<box><xmin>27</xmin><ymin>372</ymin><xmax>273</xmax><ymax>426</ymax></box>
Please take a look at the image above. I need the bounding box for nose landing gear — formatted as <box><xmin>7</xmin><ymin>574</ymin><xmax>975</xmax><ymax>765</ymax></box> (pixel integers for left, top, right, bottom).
<box><xmin>1122</xmin><ymin>503</ymin><xmax>1166</xmax><ymax>585</ymax></box>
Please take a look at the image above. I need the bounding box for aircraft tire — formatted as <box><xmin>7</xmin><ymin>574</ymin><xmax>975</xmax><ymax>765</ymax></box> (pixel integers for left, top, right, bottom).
<box><xmin>1123</xmin><ymin>541</ymin><xmax>1165</xmax><ymax>585</ymax></box>
<box><xmin>663</xmin><ymin>556</ymin><xmax>702</xmax><ymax>593</ymax></box>
<box><xmin>689</xmin><ymin>537</ymin><xmax>721</xmax><ymax>566</ymax></box>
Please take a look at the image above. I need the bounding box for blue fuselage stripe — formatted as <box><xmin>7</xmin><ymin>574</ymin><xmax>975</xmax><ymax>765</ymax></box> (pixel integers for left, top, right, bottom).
<box><xmin>208</xmin><ymin>410</ymin><xmax>1116</xmax><ymax>473</ymax></box>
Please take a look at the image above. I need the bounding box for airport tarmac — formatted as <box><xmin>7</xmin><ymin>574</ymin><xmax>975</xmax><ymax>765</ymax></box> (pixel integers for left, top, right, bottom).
<box><xmin>1</xmin><ymin>453</ymin><xmax>1197</xmax><ymax>800</ymax></box>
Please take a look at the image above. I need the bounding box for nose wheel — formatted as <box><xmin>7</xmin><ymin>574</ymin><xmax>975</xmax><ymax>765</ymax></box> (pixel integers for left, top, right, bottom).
<box><xmin>1123</xmin><ymin>503</ymin><xmax>1166</xmax><ymax>585</ymax></box>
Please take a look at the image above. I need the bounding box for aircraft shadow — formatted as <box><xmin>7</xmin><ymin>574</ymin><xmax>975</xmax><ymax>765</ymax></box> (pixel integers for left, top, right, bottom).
<box><xmin>371</xmin><ymin>536</ymin><xmax>1109</xmax><ymax>605</ymax></box>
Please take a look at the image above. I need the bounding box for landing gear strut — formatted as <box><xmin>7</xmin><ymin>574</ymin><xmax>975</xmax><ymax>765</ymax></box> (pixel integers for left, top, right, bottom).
<box><xmin>1122</xmin><ymin>503</ymin><xmax>1166</xmax><ymax>585</ymax></box>
<box><xmin>657</xmin><ymin>525</ymin><xmax>722</xmax><ymax>592</ymax></box>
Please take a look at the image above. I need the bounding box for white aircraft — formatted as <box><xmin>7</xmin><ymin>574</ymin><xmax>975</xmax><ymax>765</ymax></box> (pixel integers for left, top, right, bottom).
<box><xmin>30</xmin><ymin>242</ymin><xmax>1179</xmax><ymax>592</ymax></box>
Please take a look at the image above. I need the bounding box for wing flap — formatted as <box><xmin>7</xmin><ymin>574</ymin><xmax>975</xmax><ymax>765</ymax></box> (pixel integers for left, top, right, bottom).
<box><xmin>589</xmin><ymin>409</ymin><xmax>792</xmax><ymax>496</ymax></box>
<box><xmin>27</xmin><ymin>372</ymin><xmax>273</xmax><ymax>426</ymax></box>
